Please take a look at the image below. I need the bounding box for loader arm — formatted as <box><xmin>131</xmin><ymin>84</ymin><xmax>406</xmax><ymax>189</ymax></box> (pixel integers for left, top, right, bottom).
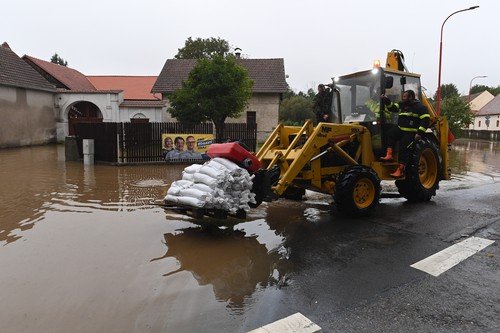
<box><xmin>257</xmin><ymin>120</ymin><xmax>373</xmax><ymax>196</ymax></box>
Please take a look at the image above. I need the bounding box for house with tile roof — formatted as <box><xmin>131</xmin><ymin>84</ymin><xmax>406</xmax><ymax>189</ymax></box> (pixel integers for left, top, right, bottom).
<box><xmin>22</xmin><ymin>55</ymin><xmax>124</xmax><ymax>139</ymax></box>
<box><xmin>21</xmin><ymin>56</ymin><xmax>167</xmax><ymax>140</ymax></box>
<box><xmin>463</xmin><ymin>90</ymin><xmax>495</xmax><ymax>130</ymax></box>
<box><xmin>473</xmin><ymin>94</ymin><xmax>500</xmax><ymax>131</ymax></box>
<box><xmin>0</xmin><ymin>42</ymin><xmax>57</xmax><ymax>148</ymax></box>
<box><xmin>87</xmin><ymin>76</ymin><xmax>165</xmax><ymax>122</ymax></box>
<box><xmin>152</xmin><ymin>57</ymin><xmax>288</xmax><ymax>141</ymax></box>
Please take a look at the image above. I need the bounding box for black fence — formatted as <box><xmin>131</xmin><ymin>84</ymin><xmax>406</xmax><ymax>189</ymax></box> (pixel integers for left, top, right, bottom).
<box><xmin>461</xmin><ymin>129</ymin><xmax>500</xmax><ymax>141</ymax></box>
<box><xmin>74</xmin><ymin>122</ymin><xmax>257</xmax><ymax>163</ymax></box>
<box><xmin>119</xmin><ymin>122</ymin><xmax>214</xmax><ymax>163</ymax></box>
<box><xmin>220</xmin><ymin>122</ymin><xmax>257</xmax><ymax>152</ymax></box>
<box><xmin>74</xmin><ymin>122</ymin><xmax>118</xmax><ymax>162</ymax></box>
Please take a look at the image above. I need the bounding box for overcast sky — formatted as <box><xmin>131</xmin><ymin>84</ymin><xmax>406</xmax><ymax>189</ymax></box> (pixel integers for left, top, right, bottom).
<box><xmin>3</xmin><ymin>0</ymin><xmax>498</xmax><ymax>96</ymax></box>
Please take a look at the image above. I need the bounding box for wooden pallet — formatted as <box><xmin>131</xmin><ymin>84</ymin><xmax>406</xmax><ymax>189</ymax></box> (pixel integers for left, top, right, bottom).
<box><xmin>161</xmin><ymin>203</ymin><xmax>247</xmax><ymax>220</ymax></box>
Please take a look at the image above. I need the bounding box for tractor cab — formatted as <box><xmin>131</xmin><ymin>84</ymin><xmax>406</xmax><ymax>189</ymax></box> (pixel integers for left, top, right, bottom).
<box><xmin>331</xmin><ymin>67</ymin><xmax>423</xmax><ymax>157</ymax></box>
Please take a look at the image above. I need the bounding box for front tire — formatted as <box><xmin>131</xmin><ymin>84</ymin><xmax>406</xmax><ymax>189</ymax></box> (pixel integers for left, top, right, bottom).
<box><xmin>334</xmin><ymin>165</ymin><xmax>381</xmax><ymax>216</ymax></box>
<box><xmin>396</xmin><ymin>138</ymin><xmax>441</xmax><ymax>202</ymax></box>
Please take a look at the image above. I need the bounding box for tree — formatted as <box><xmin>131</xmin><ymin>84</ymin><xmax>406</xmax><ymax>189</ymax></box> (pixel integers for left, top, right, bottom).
<box><xmin>470</xmin><ymin>84</ymin><xmax>500</xmax><ymax>96</ymax></box>
<box><xmin>279</xmin><ymin>95</ymin><xmax>315</xmax><ymax>125</ymax></box>
<box><xmin>167</xmin><ymin>55</ymin><xmax>253</xmax><ymax>139</ymax></box>
<box><xmin>50</xmin><ymin>53</ymin><xmax>68</xmax><ymax>66</ymax></box>
<box><xmin>433</xmin><ymin>83</ymin><xmax>459</xmax><ymax>100</ymax></box>
<box><xmin>175</xmin><ymin>37</ymin><xmax>231</xmax><ymax>59</ymax></box>
<box><xmin>440</xmin><ymin>95</ymin><xmax>472</xmax><ymax>136</ymax></box>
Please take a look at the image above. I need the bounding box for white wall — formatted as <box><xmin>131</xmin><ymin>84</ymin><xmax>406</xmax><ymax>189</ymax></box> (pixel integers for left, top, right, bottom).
<box><xmin>119</xmin><ymin>107</ymin><xmax>164</xmax><ymax>122</ymax></box>
<box><xmin>55</xmin><ymin>91</ymin><xmax>123</xmax><ymax>141</ymax></box>
<box><xmin>472</xmin><ymin>114</ymin><xmax>500</xmax><ymax>131</ymax></box>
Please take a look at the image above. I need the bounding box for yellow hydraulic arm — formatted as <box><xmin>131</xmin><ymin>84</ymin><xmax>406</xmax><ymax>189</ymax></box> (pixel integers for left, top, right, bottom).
<box><xmin>257</xmin><ymin>120</ymin><xmax>373</xmax><ymax>196</ymax></box>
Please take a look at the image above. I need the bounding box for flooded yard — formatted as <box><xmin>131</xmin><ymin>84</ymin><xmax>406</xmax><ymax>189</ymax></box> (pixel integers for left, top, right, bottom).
<box><xmin>0</xmin><ymin>139</ymin><xmax>499</xmax><ymax>332</ymax></box>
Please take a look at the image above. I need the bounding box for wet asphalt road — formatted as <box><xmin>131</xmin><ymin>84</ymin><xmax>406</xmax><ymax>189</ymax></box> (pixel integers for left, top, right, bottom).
<box><xmin>254</xmin><ymin>182</ymin><xmax>499</xmax><ymax>332</ymax></box>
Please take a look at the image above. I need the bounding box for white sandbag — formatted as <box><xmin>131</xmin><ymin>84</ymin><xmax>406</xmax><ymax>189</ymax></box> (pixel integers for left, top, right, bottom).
<box><xmin>211</xmin><ymin>157</ymin><xmax>240</xmax><ymax>171</ymax></box>
<box><xmin>167</xmin><ymin>186</ymin><xmax>181</xmax><ymax>196</ymax></box>
<box><xmin>171</xmin><ymin>179</ymin><xmax>193</xmax><ymax>188</ymax></box>
<box><xmin>166</xmin><ymin>157</ymin><xmax>257</xmax><ymax>212</ymax></box>
<box><xmin>193</xmin><ymin>172</ymin><xmax>219</xmax><ymax>187</ymax></box>
<box><xmin>206</xmin><ymin>159</ymin><xmax>229</xmax><ymax>172</ymax></box>
<box><xmin>164</xmin><ymin>194</ymin><xmax>179</xmax><ymax>204</ymax></box>
<box><xmin>178</xmin><ymin>188</ymin><xmax>211</xmax><ymax>201</ymax></box>
<box><xmin>175</xmin><ymin>196</ymin><xmax>205</xmax><ymax>208</ymax></box>
<box><xmin>191</xmin><ymin>183</ymin><xmax>214</xmax><ymax>193</ymax></box>
<box><xmin>167</xmin><ymin>179</ymin><xmax>194</xmax><ymax>195</ymax></box>
<box><xmin>198</xmin><ymin>164</ymin><xmax>225</xmax><ymax>179</ymax></box>
<box><xmin>181</xmin><ymin>172</ymin><xmax>195</xmax><ymax>181</ymax></box>
<box><xmin>184</xmin><ymin>164</ymin><xmax>203</xmax><ymax>174</ymax></box>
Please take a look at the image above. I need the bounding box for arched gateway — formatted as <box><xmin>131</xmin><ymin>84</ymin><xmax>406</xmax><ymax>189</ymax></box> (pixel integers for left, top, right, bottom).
<box><xmin>67</xmin><ymin>101</ymin><xmax>103</xmax><ymax>135</ymax></box>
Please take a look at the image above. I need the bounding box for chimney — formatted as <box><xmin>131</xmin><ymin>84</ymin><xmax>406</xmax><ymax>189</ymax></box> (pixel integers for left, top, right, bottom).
<box><xmin>234</xmin><ymin>47</ymin><xmax>242</xmax><ymax>59</ymax></box>
<box><xmin>1</xmin><ymin>42</ymin><xmax>11</xmax><ymax>50</ymax></box>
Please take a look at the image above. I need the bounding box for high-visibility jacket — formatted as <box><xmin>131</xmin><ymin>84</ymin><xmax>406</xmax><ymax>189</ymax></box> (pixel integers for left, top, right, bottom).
<box><xmin>365</xmin><ymin>99</ymin><xmax>392</xmax><ymax>120</ymax></box>
<box><xmin>387</xmin><ymin>99</ymin><xmax>430</xmax><ymax>134</ymax></box>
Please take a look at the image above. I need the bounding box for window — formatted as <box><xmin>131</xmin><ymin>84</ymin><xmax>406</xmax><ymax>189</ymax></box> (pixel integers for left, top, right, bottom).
<box><xmin>497</xmin><ymin>120</ymin><xmax>499</xmax><ymax>127</ymax></box>
<box><xmin>247</xmin><ymin>111</ymin><xmax>256</xmax><ymax>124</ymax></box>
<box><xmin>478</xmin><ymin>121</ymin><xmax>481</xmax><ymax>127</ymax></box>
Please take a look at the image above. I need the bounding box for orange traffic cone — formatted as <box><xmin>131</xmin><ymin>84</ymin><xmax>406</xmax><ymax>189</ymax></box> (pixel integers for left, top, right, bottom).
<box><xmin>380</xmin><ymin>148</ymin><xmax>393</xmax><ymax>161</ymax></box>
<box><xmin>390</xmin><ymin>164</ymin><xmax>405</xmax><ymax>178</ymax></box>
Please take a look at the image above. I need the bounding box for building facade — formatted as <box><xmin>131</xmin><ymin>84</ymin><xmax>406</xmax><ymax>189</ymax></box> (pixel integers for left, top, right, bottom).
<box><xmin>0</xmin><ymin>43</ymin><xmax>57</xmax><ymax>148</ymax></box>
<box><xmin>472</xmin><ymin>94</ymin><xmax>500</xmax><ymax>131</ymax></box>
<box><xmin>152</xmin><ymin>58</ymin><xmax>288</xmax><ymax>141</ymax></box>
<box><xmin>466</xmin><ymin>90</ymin><xmax>495</xmax><ymax>130</ymax></box>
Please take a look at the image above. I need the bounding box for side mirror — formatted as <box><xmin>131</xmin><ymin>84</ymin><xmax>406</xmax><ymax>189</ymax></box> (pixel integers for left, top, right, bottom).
<box><xmin>385</xmin><ymin>76</ymin><xmax>394</xmax><ymax>89</ymax></box>
<box><xmin>400</xmin><ymin>76</ymin><xmax>407</xmax><ymax>85</ymax></box>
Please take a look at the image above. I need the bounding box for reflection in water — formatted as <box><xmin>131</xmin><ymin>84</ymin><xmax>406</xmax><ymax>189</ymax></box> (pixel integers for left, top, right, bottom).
<box><xmin>0</xmin><ymin>145</ymin><xmax>184</xmax><ymax>246</ymax></box>
<box><xmin>1</xmin><ymin>140</ymin><xmax>498</xmax><ymax>247</ymax></box>
<box><xmin>153</xmin><ymin>227</ymin><xmax>287</xmax><ymax>311</ymax></box>
<box><xmin>450</xmin><ymin>139</ymin><xmax>500</xmax><ymax>175</ymax></box>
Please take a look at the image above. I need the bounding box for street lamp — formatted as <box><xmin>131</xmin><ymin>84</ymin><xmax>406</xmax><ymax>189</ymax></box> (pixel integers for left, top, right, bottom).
<box><xmin>436</xmin><ymin>5</ymin><xmax>479</xmax><ymax>115</ymax></box>
<box><xmin>468</xmin><ymin>75</ymin><xmax>487</xmax><ymax>102</ymax></box>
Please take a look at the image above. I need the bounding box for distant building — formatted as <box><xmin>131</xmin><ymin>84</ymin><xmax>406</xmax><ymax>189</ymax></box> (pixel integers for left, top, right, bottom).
<box><xmin>473</xmin><ymin>94</ymin><xmax>500</xmax><ymax>131</ymax></box>
<box><xmin>464</xmin><ymin>90</ymin><xmax>495</xmax><ymax>130</ymax></box>
<box><xmin>87</xmin><ymin>76</ymin><xmax>165</xmax><ymax>123</ymax></box>
<box><xmin>0</xmin><ymin>43</ymin><xmax>56</xmax><ymax>148</ymax></box>
<box><xmin>152</xmin><ymin>57</ymin><xmax>288</xmax><ymax>141</ymax></box>
<box><xmin>22</xmin><ymin>56</ymin><xmax>166</xmax><ymax>141</ymax></box>
<box><xmin>23</xmin><ymin>55</ymin><xmax>122</xmax><ymax>139</ymax></box>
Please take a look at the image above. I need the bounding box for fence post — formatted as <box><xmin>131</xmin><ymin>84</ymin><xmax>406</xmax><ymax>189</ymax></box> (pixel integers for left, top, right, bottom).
<box><xmin>83</xmin><ymin>139</ymin><xmax>95</xmax><ymax>165</ymax></box>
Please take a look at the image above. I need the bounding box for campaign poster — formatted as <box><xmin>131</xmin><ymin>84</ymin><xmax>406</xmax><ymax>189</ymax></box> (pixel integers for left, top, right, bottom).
<box><xmin>161</xmin><ymin>133</ymin><xmax>214</xmax><ymax>154</ymax></box>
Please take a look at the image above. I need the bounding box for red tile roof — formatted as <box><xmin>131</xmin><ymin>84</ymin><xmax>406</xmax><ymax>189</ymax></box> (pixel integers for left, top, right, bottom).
<box><xmin>151</xmin><ymin>58</ymin><xmax>288</xmax><ymax>94</ymax></box>
<box><xmin>0</xmin><ymin>42</ymin><xmax>55</xmax><ymax>92</ymax></box>
<box><xmin>87</xmin><ymin>76</ymin><xmax>161</xmax><ymax>100</ymax></box>
<box><xmin>56</xmin><ymin>88</ymin><xmax>123</xmax><ymax>94</ymax></box>
<box><xmin>22</xmin><ymin>55</ymin><xmax>96</xmax><ymax>91</ymax></box>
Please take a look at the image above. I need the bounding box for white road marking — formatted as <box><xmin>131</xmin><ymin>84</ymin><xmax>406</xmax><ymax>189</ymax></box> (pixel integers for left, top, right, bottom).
<box><xmin>411</xmin><ymin>236</ymin><xmax>495</xmax><ymax>277</ymax></box>
<box><xmin>248</xmin><ymin>312</ymin><xmax>322</xmax><ymax>333</ymax></box>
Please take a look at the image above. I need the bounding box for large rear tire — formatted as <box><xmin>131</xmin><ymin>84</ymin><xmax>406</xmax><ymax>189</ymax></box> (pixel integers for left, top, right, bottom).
<box><xmin>334</xmin><ymin>165</ymin><xmax>381</xmax><ymax>216</ymax></box>
<box><xmin>396</xmin><ymin>138</ymin><xmax>441</xmax><ymax>202</ymax></box>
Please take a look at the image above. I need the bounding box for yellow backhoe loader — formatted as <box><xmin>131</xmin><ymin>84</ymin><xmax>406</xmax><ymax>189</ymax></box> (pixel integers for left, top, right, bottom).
<box><xmin>246</xmin><ymin>50</ymin><xmax>451</xmax><ymax>216</ymax></box>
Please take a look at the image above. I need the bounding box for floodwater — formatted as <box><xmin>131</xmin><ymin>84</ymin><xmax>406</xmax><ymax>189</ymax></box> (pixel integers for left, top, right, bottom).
<box><xmin>0</xmin><ymin>139</ymin><xmax>499</xmax><ymax>332</ymax></box>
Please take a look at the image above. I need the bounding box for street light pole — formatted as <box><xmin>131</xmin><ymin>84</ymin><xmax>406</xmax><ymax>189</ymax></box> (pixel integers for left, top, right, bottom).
<box><xmin>468</xmin><ymin>75</ymin><xmax>487</xmax><ymax>103</ymax></box>
<box><xmin>436</xmin><ymin>6</ymin><xmax>479</xmax><ymax>115</ymax></box>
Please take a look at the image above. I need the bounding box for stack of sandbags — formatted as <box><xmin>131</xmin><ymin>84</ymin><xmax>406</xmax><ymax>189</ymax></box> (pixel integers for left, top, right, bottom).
<box><xmin>164</xmin><ymin>157</ymin><xmax>256</xmax><ymax>213</ymax></box>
